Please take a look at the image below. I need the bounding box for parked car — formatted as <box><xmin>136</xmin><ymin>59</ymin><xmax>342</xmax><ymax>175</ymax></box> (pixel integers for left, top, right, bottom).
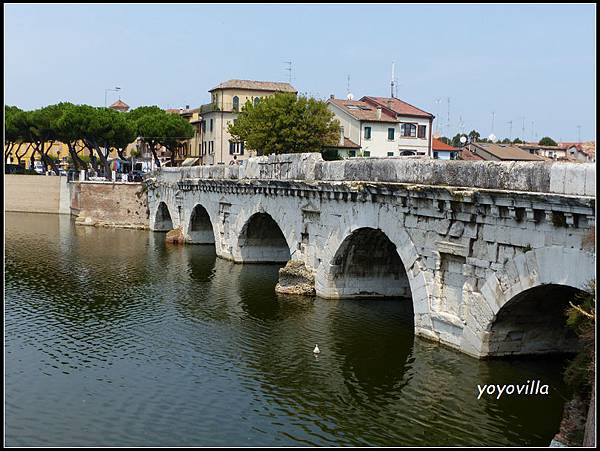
<box><xmin>33</xmin><ymin>161</ymin><xmax>45</xmax><ymax>175</ymax></box>
<box><xmin>131</xmin><ymin>170</ymin><xmax>145</xmax><ymax>182</ymax></box>
<box><xmin>5</xmin><ymin>164</ymin><xmax>27</xmax><ymax>174</ymax></box>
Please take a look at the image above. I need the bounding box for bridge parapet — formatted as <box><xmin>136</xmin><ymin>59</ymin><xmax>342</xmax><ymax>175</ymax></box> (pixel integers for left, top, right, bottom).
<box><xmin>153</xmin><ymin>153</ymin><xmax>594</xmax><ymax>197</ymax></box>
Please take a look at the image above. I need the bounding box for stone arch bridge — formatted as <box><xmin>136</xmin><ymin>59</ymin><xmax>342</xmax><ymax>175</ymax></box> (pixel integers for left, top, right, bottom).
<box><xmin>146</xmin><ymin>153</ymin><xmax>595</xmax><ymax>358</ymax></box>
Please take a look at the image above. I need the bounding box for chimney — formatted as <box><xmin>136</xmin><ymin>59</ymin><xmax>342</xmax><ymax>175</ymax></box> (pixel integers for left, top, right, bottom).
<box><xmin>376</xmin><ymin>107</ymin><xmax>382</xmax><ymax>120</ymax></box>
<box><xmin>329</xmin><ymin>94</ymin><xmax>335</xmax><ymax>100</ymax></box>
<box><xmin>339</xmin><ymin>126</ymin><xmax>345</xmax><ymax>146</ymax></box>
<box><xmin>386</xmin><ymin>100</ymin><xmax>392</xmax><ymax>110</ymax></box>
<box><xmin>186</xmin><ymin>104</ymin><xmax>190</xmax><ymax>109</ymax></box>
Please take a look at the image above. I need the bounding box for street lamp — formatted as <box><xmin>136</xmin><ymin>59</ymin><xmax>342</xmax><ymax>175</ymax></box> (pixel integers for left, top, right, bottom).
<box><xmin>104</xmin><ymin>86</ymin><xmax>121</xmax><ymax>107</ymax></box>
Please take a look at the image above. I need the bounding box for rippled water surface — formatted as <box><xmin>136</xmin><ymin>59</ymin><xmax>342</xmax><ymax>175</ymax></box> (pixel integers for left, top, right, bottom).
<box><xmin>5</xmin><ymin>212</ymin><xmax>570</xmax><ymax>446</ymax></box>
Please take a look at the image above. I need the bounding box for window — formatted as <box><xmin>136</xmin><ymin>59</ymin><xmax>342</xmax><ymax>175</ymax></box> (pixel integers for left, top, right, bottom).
<box><xmin>364</xmin><ymin>126</ymin><xmax>372</xmax><ymax>140</ymax></box>
<box><xmin>401</xmin><ymin>123</ymin><xmax>417</xmax><ymax>137</ymax></box>
<box><xmin>418</xmin><ymin>125</ymin><xmax>426</xmax><ymax>138</ymax></box>
<box><xmin>254</xmin><ymin>97</ymin><xmax>260</xmax><ymax>106</ymax></box>
<box><xmin>210</xmin><ymin>119</ymin><xmax>213</xmax><ymax>132</ymax></box>
<box><xmin>348</xmin><ymin>150</ymin><xmax>356</xmax><ymax>157</ymax></box>
<box><xmin>202</xmin><ymin>121</ymin><xmax>206</xmax><ymax>133</ymax></box>
<box><xmin>363</xmin><ymin>151</ymin><xmax>371</xmax><ymax>157</ymax></box>
<box><xmin>232</xmin><ymin>96</ymin><xmax>239</xmax><ymax>111</ymax></box>
<box><xmin>433</xmin><ymin>151</ymin><xmax>439</xmax><ymax>159</ymax></box>
<box><xmin>388</xmin><ymin>128</ymin><xmax>395</xmax><ymax>140</ymax></box>
<box><xmin>209</xmin><ymin>141</ymin><xmax>214</xmax><ymax>154</ymax></box>
<box><xmin>229</xmin><ymin>141</ymin><xmax>245</xmax><ymax>155</ymax></box>
<box><xmin>387</xmin><ymin>151</ymin><xmax>394</xmax><ymax>157</ymax></box>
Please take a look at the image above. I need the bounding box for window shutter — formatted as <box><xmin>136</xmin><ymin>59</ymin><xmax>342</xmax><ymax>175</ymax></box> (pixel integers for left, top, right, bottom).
<box><xmin>240</xmin><ymin>142</ymin><xmax>245</xmax><ymax>155</ymax></box>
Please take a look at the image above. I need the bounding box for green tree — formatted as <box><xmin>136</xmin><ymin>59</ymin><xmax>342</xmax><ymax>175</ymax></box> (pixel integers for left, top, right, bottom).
<box><xmin>539</xmin><ymin>136</ymin><xmax>558</xmax><ymax>146</ymax></box>
<box><xmin>501</xmin><ymin>138</ymin><xmax>511</xmax><ymax>144</ymax></box>
<box><xmin>468</xmin><ymin>130</ymin><xmax>480</xmax><ymax>142</ymax></box>
<box><xmin>28</xmin><ymin>104</ymin><xmax>66</xmax><ymax>173</ymax></box>
<box><xmin>129</xmin><ymin>106</ymin><xmax>194</xmax><ymax>167</ymax></box>
<box><xmin>4</xmin><ymin>106</ymin><xmax>34</xmax><ymax>166</ymax></box>
<box><xmin>228</xmin><ymin>93</ymin><xmax>340</xmax><ymax>155</ymax></box>
<box><xmin>512</xmin><ymin>137</ymin><xmax>524</xmax><ymax>144</ymax></box>
<box><xmin>54</xmin><ymin>103</ymin><xmax>94</xmax><ymax>170</ymax></box>
<box><xmin>450</xmin><ymin>133</ymin><xmax>463</xmax><ymax>148</ymax></box>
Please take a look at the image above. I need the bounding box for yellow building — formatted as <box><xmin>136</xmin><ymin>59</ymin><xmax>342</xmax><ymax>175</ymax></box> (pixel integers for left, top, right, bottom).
<box><xmin>5</xmin><ymin>140</ymin><xmax>122</xmax><ymax>170</ymax></box>
<box><xmin>198</xmin><ymin>79</ymin><xmax>297</xmax><ymax>165</ymax></box>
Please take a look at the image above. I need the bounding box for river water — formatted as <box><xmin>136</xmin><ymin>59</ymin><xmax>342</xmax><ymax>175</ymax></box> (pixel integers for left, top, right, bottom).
<box><xmin>5</xmin><ymin>212</ymin><xmax>571</xmax><ymax>446</ymax></box>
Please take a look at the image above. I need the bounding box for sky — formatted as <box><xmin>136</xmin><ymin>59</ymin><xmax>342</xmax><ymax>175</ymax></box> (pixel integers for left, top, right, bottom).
<box><xmin>4</xmin><ymin>3</ymin><xmax>596</xmax><ymax>142</ymax></box>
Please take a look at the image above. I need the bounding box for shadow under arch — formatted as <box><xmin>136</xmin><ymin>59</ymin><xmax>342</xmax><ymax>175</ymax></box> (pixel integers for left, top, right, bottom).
<box><xmin>187</xmin><ymin>204</ymin><xmax>215</xmax><ymax>244</ymax></box>
<box><xmin>328</xmin><ymin>227</ymin><xmax>413</xmax><ymax>301</ymax></box>
<box><xmin>237</xmin><ymin>212</ymin><xmax>291</xmax><ymax>263</ymax></box>
<box><xmin>154</xmin><ymin>202</ymin><xmax>173</xmax><ymax>231</ymax></box>
<box><xmin>486</xmin><ymin>284</ymin><xmax>585</xmax><ymax>357</ymax></box>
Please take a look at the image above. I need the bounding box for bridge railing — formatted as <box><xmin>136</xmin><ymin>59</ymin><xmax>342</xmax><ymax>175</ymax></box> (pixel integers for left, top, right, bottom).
<box><xmin>155</xmin><ymin>153</ymin><xmax>595</xmax><ymax>197</ymax></box>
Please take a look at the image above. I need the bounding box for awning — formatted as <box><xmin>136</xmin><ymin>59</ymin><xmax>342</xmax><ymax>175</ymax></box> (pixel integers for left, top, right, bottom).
<box><xmin>181</xmin><ymin>157</ymin><xmax>199</xmax><ymax>167</ymax></box>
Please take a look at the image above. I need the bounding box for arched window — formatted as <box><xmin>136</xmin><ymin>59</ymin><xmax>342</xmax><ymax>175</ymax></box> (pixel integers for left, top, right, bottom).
<box><xmin>254</xmin><ymin>97</ymin><xmax>260</xmax><ymax>106</ymax></box>
<box><xmin>232</xmin><ymin>96</ymin><xmax>239</xmax><ymax>111</ymax></box>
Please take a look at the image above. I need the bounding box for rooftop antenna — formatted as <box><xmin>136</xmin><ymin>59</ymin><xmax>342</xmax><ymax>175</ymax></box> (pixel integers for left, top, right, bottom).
<box><xmin>531</xmin><ymin>121</ymin><xmax>535</xmax><ymax>142</ymax></box>
<box><xmin>491</xmin><ymin>111</ymin><xmax>495</xmax><ymax>135</ymax></box>
<box><xmin>284</xmin><ymin>61</ymin><xmax>292</xmax><ymax>83</ymax></box>
<box><xmin>507</xmin><ymin>120</ymin><xmax>513</xmax><ymax>140</ymax></box>
<box><xmin>346</xmin><ymin>74</ymin><xmax>354</xmax><ymax>100</ymax></box>
<box><xmin>434</xmin><ymin>98</ymin><xmax>442</xmax><ymax>135</ymax></box>
<box><xmin>390</xmin><ymin>62</ymin><xmax>395</xmax><ymax>98</ymax></box>
<box><xmin>520</xmin><ymin>116</ymin><xmax>526</xmax><ymax>141</ymax></box>
<box><xmin>446</xmin><ymin>97</ymin><xmax>450</xmax><ymax>137</ymax></box>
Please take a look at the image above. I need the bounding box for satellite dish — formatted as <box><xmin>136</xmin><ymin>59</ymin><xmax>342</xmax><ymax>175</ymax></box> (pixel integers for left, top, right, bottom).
<box><xmin>460</xmin><ymin>136</ymin><xmax>467</xmax><ymax>144</ymax></box>
<box><xmin>488</xmin><ymin>133</ymin><xmax>497</xmax><ymax>143</ymax></box>
<box><xmin>346</xmin><ymin>92</ymin><xmax>354</xmax><ymax>100</ymax></box>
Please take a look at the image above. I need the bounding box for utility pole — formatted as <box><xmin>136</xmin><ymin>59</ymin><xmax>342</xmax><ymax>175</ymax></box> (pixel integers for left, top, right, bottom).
<box><xmin>520</xmin><ymin>116</ymin><xmax>526</xmax><ymax>141</ymax></box>
<box><xmin>507</xmin><ymin>120</ymin><xmax>513</xmax><ymax>140</ymax></box>
<box><xmin>284</xmin><ymin>61</ymin><xmax>292</xmax><ymax>83</ymax></box>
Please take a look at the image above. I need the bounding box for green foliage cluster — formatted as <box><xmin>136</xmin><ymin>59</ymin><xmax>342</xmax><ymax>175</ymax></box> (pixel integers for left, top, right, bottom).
<box><xmin>5</xmin><ymin>102</ymin><xmax>194</xmax><ymax>173</ymax></box>
<box><xmin>438</xmin><ymin>129</ymin><xmax>554</xmax><ymax>147</ymax></box>
<box><xmin>227</xmin><ymin>93</ymin><xmax>340</xmax><ymax>155</ymax></box>
<box><xmin>564</xmin><ymin>280</ymin><xmax>595</xmax><ymax>398</ymax></box>
<box><xmin>539</xmin><ymin>136</ymin><xmax>558</xmax><ymax>146</ymax></box>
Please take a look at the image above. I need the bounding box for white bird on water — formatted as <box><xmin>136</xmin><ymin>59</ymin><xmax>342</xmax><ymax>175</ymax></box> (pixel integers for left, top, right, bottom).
<box><xmin>313</xmin><ymin>344</ymin><xmax>320</xmax><ymax>354</ymax></box>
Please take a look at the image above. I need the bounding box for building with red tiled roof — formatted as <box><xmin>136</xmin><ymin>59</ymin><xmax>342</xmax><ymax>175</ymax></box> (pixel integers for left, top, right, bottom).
<box><xmin>109</xmin><ymin>99</ymin><xmax>129</xmax><ymax>112</ymax></box>
<box><xmin>432</xmin><ymin>138</ymin><xmax>459</xmax><ymax>160</ymax></box>
<box><xmin>326</xmin><ymin>94</ymin><xmax>434</xmax><ymax>159</ymax></box>
<box><xmin>559</xmin><ymin>142</ymin><xmax>595</xmax><ymax>162</ymax></box>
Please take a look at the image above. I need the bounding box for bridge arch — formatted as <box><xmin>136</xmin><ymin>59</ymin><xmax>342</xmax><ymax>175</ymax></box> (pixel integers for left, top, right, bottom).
<box><xmin>315</xmin><ymin>221</ymin><xmax>431</xmax><ymax>325</ymax></box>
<box><xmin>234</xmin><ymin>211</ymin><xmax>292</xmax><ymax>263</ymax></box>
<box><xmin>186</xmin><ymin>204</ymin><xmax>215</xmax><ymax>244</ymax></box>
<box><xmin>474</xmin><ymin>246</ymin><xmax>595</xmax><ymax>357</ymax></box>
<box><xmin>153</xmin><ymin>201</ymin><xmax>174</xmax><ymax>231</ymax></box>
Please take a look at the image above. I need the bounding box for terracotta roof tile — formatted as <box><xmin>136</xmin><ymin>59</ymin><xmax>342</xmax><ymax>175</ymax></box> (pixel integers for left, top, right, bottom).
<box><xmin>209</xmin><ymin>79</ymin><xmax>297</xmax><ymax>93</ymax></box>
<box><xmin>109</xmin><ymin>99</ymin><xmax>129</xmax><ymax>111</ymax></box>
<box><xmin>328</xmin><ymin>98</ymin><xmax>398</xmax><ymax>123</ymax></box>
<box><xmin>468</xmin><ymin>142</ymin><xmax>546</xmax><ymax>161</ymax></box>
<box><xmin>432</xmin><ymin>138</ymin><xmax>458</xmax><ymax>151</ymax></box>
<box><xmin>361</xmin><ymin>96</ymin><xmax>433</xmax><ymax>119</ymax></box>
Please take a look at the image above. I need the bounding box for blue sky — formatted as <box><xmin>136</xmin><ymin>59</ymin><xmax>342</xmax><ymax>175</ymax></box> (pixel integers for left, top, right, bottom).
<box><xmin>5</xmin><ymin>3</ymin><xmax>596</xmax><ymax>142</ymax></box>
